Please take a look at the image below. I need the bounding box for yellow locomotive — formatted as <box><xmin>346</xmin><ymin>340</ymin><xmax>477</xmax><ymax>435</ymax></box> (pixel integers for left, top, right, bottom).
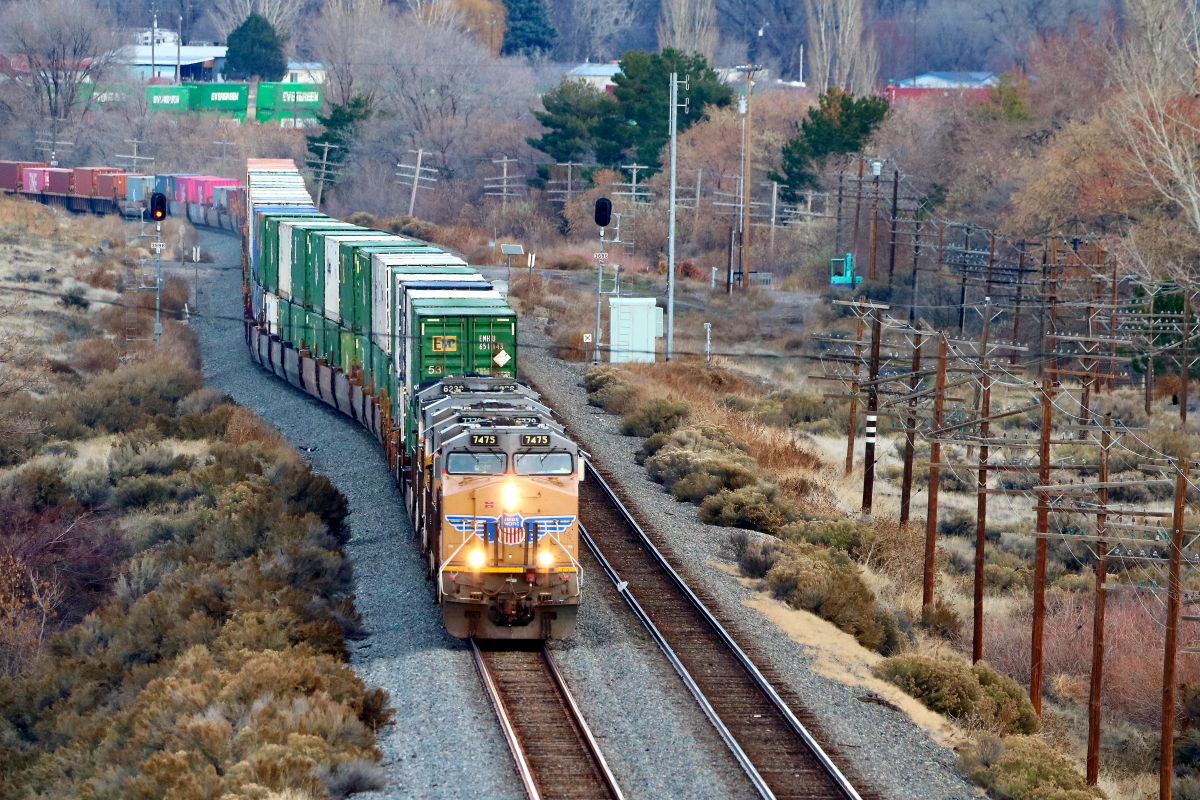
<box><xmin>412</xmin><ymin>379</ymin><xmax>582</xmax><ymax>639</ymax></box>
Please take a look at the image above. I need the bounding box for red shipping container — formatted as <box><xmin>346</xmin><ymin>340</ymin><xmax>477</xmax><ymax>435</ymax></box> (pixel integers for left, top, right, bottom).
<box><xmin>46</xmin><ymin>168</ymin><xmax>73</xmax><ymax>194</ymax></box>
<box><xmin>0</xmin><ymin>161</ymin><xmax>46</xmax><ymax>192</ymax></box>
<box><xmin>73</xmin><ymin>167</ymin><xmax>123</xmax><ymax>197</ymax></box>
<box><xmin>96</xmin><ymin>172</ymin><xmax>127</xmax><ymax>200</ymax></box>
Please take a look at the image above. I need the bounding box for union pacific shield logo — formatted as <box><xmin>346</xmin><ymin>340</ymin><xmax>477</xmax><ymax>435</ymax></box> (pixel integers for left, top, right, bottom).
<box><xmin>499</xmin><ymin>513</ymin><xmax>524</xmax><ymax>546</ymax></box>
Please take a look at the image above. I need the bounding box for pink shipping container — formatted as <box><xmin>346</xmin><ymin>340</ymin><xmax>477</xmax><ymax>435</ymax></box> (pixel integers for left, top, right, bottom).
<box><xmin>0</xmin><ymin>161</ymin><xmax>46</xmax><ymax>191</ymax></box>
<box><xmin>46</xmin><ymin>168</ymin><xmax>73</xmax><ymax>194</ymax></box>
<box><xmin>193</xmin><ymin>177</ymin><xmax>240</xmax><ymax>204</ymax></box>
<box><xmin>22</xmin><ymin>168</ymin><xmax>50</xmax><ymax>192</ymax></box>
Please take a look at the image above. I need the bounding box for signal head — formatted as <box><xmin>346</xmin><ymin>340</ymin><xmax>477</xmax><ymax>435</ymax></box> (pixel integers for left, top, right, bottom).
<box><xmin>150</xmin><ymin>192</ymin><xmax>167</xmax><ymax>221</ymax></box>
<box><xmin>594</xmin><ymin>197</ymin><xmax>611</xmax><ymax>227</ymax></box>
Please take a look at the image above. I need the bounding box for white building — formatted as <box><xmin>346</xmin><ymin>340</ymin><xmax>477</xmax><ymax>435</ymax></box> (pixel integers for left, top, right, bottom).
<box><xmin>286</xmin><ymin>62</ymin><xmax>326</xmax><ymax>83</ymax></box>
<box><xmin>566</xmin><ymin>63</ymin><xmax>620</xmax><ymax>92</ymax></box>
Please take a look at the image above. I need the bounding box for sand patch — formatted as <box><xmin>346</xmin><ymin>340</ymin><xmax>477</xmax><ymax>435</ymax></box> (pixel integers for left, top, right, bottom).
<box><xmin>709</xmin><ymin>560</ymin><xmax>967</xmax><ymax>747</ymax></box>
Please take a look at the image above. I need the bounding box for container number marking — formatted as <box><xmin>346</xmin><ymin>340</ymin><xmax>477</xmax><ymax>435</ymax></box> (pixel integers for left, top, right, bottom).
<box><xmin>426</xmin><ymin>365</ymin><xmax>444</xmax><ymax>375</ymax></box>
<box><xmin>470</xmin><ymin>434</ymin><xmax>498</xmax><ymax>446</ymax></box>
<box><xmin>431</xmin><ymin>336</ymin><xmax>457</xmax><ymax>352</ymax></box>
<box><xmin>521</xmin><ymin>434</ymin><xmax>550</xmax><ymax>446</ymax></box>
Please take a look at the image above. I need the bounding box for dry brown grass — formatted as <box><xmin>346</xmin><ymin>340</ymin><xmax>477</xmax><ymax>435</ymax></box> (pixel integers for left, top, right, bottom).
<box><xmin>608</xmin><ymin>360</ymin><xmax>831</xmax><ymax>510</ymax></box>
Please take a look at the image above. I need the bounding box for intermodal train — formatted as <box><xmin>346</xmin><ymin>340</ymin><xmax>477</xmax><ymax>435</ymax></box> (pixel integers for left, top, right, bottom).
<box><xmin>0</xmin><ymin>156</ymin><xmax>582</xmax><ymax>640</ymax></box>
<box><xmin>241</xmin><ymin>159</ymin><xmax>582</xmax><ymax>640</ymax></box>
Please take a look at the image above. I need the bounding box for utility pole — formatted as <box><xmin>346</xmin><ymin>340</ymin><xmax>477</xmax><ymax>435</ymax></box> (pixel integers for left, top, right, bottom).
<box><xmin>862</xmin><ymin>310</ymin><xmax>882</xmax><ymax>514</ymax></box>
<box><xmin>666</xmin><ymin>71</ymin><xmax>687</xmax><ymax>361</ymax></box>
<box><xmin>972</xmin><ymin>297</ymin><xmax>993</xmax><ymax>663</ymax></box>
<box><xmin>899</xmin><ymin>323</ymin><xmax>922</xmax><ymax>524</ymax></box>
<box><xmin>485</xmin><ymin>156</ymin><xmax>523</xmax><ymax>208</ymax></box>
<box><xmin>176</xmin><ymin>15</ymin><xmax>182</xmax><ymax>84</ymax></box>
<box><xmin>1162</xmin><ymin>459</ymin><xmax>1189</xmax><ymax>800</ymax></box>
<box><xmin>923</xmin><ymin>334</ymin><xmax>948</xmax><ymax>609</ymax></box>
<box><xmin>150</xmin><ymin>7</ymin><xmax>157</xmax><ymax>83</ymax></box>
<box><xmin>1030</xmin><ymin>378</ymin><xmax>1054</xmax><ymax>715</ymax></box>
<box><xmin>867</xmin><ymin>160</ymin><xmax>881</xmax><ymax>281</ymax></box>
<box><xmin>1086</xmin><ymin>415</ymin><xmax>1111</xmax><ymax>786</ymax></box>
<box><xmin>396</xmin><ymin>148</ymin><xmax>438</xmax><ymax>217</ymax></box>
<box><xmin>117</xmin><ymin>139</ymin><xmax>156</xmax><ymax>172</ymax></box>
<box><xmin>888</xmin><ymin>169</ymin><xmax>900</xmax><ymax>285</ymax></box>
<box><xmin>306</xmin><ymin>142</ymin><xmax>342</xmax><ymax>208</ymax></box>
<box><xmin>735</xmin><ymin>65</ymin><xmax>761</xmax><ymax>289</ymax></box>
<box><xmin>548</xmin><ymin>161</ymin><xmax>585</xmax><ymax>205</ymax></box>
<box><xmin>846</xmin><ymin>297</ymin><xmax>866</xmax><ymax>476</ymax></box>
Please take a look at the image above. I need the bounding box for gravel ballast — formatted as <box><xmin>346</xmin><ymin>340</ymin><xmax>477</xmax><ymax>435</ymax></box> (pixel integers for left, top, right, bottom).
<box><xmin>190</xmin><ymin>231</ymin><xmax>759</xmax><ymax>799</ymax></box>
<box><xmin>516</xmin><ymin>324</ymin><xmax>980</xmax><ymax>800</ymax></box>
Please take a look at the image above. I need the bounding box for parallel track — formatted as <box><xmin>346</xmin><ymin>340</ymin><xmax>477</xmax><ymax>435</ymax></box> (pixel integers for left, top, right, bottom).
<box><xmin>579</xmin><ymin>462</ymin><xmax>866</xmax><ymax>800</ymax></box>
<box><xmin>471</xmin><ymin>641</ymin><xmax>625</xmax><ymax>800</ymax></box>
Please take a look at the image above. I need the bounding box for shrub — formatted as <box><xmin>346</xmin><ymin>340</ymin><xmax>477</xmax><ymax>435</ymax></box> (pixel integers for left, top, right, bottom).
<box><xmin>699</xmin><ymin>485</ymin><xmax>797</xmax><ymax>533</ymax></box>
<box><xmin>385</xmin><ymin>215</ymin><xmax>436</xmax><ymax>241</ymax></box>
<box><xmin>622</xmin><ymin>398</ymin><xmax>690</xmax><ymax>437</ymax></box>
<box><xmin>973</xmin><ymin>662</ymin><xmax>1039</xmax><ymax>735</ymax></box>
<box><xmin>957</xmin><ymin>735</ymin><xmax>1101</xmax><ymax>800</ymax></box>
<box><xmin>737</xmin><ymin>538</ymin><xmax>784</xmax><ymax>578</ymax></box>
<box><xmin>940</xmin><ymin>509</ymin><xmax>975</xmax><ymax>538</ymax></box>
<box><xmin>876</xmin><ymin>609</ymin><xmax>905</xmax><ymax>656</ymax></box>
<box><xmin>874</xmin><ymin>654</ymin><xmax>979</xmax><ymax>718</ymax></box>
<box><xmin>583</xmin><ymin>366</ymin><xmax>623</xmax><ymax>394</ymax></box>
<box><xmin>111</xmin><ymin>474</ymin><xmax>185</xmax><ymax>509</ymax></box>
<box><xmin>919</xmin><ymin>598</ymin><xmax>964</xmax><ymax>640</ymax></box>
<box><xmin>592</xmin><ymin>381</ymin><xmax>638</xmax><ymax>414</ymax></box>
<box><xmin>766</xmin><ymin>543</ymin><xmax>884</xmax><ymax>650</ymax></box>
<box><xmin>779</xmin><ymin>519</ymin><xmax>864</xmax><ymax>554</ymax></box>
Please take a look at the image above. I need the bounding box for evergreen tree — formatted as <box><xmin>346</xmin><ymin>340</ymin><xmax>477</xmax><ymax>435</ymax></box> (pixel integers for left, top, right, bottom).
<box><xmin>526</xmin><ymin>49</ymin><xmax>732</xmax><ymax>171</ymax></box>
<box><xmin>306</xmin><ymin>95</ymin><xmax>373</xmax><ymax>194</ymax></box>
<box><xmin>770</xmin><ymin>88</ymin><xmax>889</xmax><ymax>202</ymax></box>
<box><xmin>500</xmin><ymin>0</ymin><xmax>556</xmax><ymax>57</ymax></box>
<box><xmin>527</xmin><ymin>80</ymin><xmax>619</xmax><ymax>162</ymax></box>
<box><xmin>221</xmin><ymin>13</ymin><xmax>287</xmax><ymax>81</ymax></box>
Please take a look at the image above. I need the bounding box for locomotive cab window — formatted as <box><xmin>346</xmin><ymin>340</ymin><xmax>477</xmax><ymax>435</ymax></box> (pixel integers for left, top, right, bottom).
<box><xmin>446</xmin><ymin>452</ymin><xmax>507</xmax><ymax>474</ymax></box>
<box><xmin>514</xmin><ymin>452</ymin><xmax>574</xmax><ymax>475</ymax></box>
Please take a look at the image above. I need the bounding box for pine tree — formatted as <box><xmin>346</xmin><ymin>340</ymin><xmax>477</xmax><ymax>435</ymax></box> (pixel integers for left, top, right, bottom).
<box><xmin>500</xmin><ymin>0</ymin><xmax>556</xmax><ymax>57</ymax></box>
<box><xmin>221</xmin><ymin>14</ymin><xmax>287</xmax><ymax>82</ymax></box>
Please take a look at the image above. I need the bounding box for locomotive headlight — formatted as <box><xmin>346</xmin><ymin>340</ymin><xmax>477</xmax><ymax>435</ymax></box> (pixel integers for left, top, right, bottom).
<box><xmin>537</xmin><ymin>550</ymin><xmax>553</xmax><ymax>566</ymax></box>
<box><xmin>502</xmin><ymin>482</ymin><xmax>519</xmax><ymax>510</ymax></box>
<box><xmin>468</xmin><ymin>550</ymin><xmax>486</xmax><ymax>569</ymax></box>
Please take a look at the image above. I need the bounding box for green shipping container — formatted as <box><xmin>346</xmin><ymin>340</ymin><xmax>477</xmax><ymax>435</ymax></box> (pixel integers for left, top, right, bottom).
<box><xmin>146</xmin><ymin>85</ymin><xmax>195</xmax><ymax>111</ymax></box>
<box><xmin>188</xmin><ymin>82</ymin><xmax>249</xmax><ymax>113</ymax></box>
<box><xmin>261</xmin><ymin>214</ymin><xmax>324</xmax><ymax>293</ymax></box>
<box><xmin>310</xmin><ymin>231</ymin><xmax>382</xmax><ymax>323</ymax></box>
<box><xmin>256</xmin><ymin>83</ymin><xmax>323</xmax><ymax>110</ymax></box>
<box><xmin>256</xmin><ymin>108</ymin><xmax>320</xmax><ymax>128</ymax></box>
<box><xmin>338</xmin><ymin>237</ymin><xmax>406</xmax><ymax>334</ymax></box>
<box><xmin>282</xmin><ymin>220</ymin><xmax>355</xmax><ymax>306</ymax></box>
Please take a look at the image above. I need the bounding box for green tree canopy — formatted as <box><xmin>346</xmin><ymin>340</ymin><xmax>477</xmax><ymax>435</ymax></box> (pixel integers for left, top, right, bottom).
<box><xmin>306</xmin><ymin>94</ymin><xmax>373</xmax><ymax>197</ymax></box>
<box><xmin>528</xmin><ymin>48</ymin><xmax>733</xmax><ymax>170</ymax></box>
<box><xmin>501</xmin><ymin>0</ymin><xmax>556</xmax><ymax>57</ymax></box>
<box><xmin>770</xmin><ymin>88</ymin><xmax>889</xmax><ymax>202</ymax></box>
<box><xmin>527</xmin><ymin>80</ymin><xmax>619</xmax><ymax>162</ymax></box>
<box><xmin>221</xmin><ymin>13</ymin><xmax>286</xmax><ymax>81</ymax></box>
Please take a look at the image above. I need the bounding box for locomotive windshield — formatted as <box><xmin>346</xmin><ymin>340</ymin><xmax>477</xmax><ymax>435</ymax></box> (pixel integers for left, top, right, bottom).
<box><xmin>446</xmin><ymin>452</ymin><xmax>507</xmax><ymax>474</ymax></box>
<box><xmin>514</xmin><ymin>452</ymin><xmax>574</xmax><ymax>475</ymax></box>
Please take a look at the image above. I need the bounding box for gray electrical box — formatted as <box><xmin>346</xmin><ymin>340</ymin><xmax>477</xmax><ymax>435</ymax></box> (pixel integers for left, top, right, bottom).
<box><xmin>608</xmin><ymin>297</ymin><xmax>662</xmax><ymax>363</ymax></box>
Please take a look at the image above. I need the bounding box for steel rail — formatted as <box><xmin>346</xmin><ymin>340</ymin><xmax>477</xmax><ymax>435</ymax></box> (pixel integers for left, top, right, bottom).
<box><xmin>470</xmin><ymin>639</ymin><xmax>541</xmax><ymax>800</ymax></box>
<box><xmin>582</xmin><ymin>460</ymin><xmax>864</xmax><ymax>800</ymax></box>
<box><xmin>540</xmin><ymin>643</ymin><xmax>627</xmax><ymax>800</ymax></box>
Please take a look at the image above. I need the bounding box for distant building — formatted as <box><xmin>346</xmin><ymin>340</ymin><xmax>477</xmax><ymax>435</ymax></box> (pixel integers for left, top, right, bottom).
<box><xmin>886</xmin><ymin>72</ymin><xmax>998</xmax><ymax>104</ymax></box>
<box><xmin>133</xmin><ymin>28</ymin><xmax>181</xmax><ymax>47</ymax></box>
<box><xmin>566</xmin><ymin>63</ymin><xmax>620</xmax><ymax>93</ymax></box>
<box><xmin>286</xmin><ymin>62</ymin><xmax>325</xmax><ymax>83</ymax></box>
<box><xmin>117</xmin><ymin>45</ymin><xmax>227</xmax><ymax>82</ymax></box>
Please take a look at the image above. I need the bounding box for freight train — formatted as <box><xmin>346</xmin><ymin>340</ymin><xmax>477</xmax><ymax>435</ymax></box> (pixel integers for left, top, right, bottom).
<box><xmin>0</xmin><ymin>156</ymin><xmax>583</xmax><ymax>640</ymax></box>
<box><xmin>241</xmin><ymin>159</ymin><xmax>582</xmax><ymax>640</ymax></box>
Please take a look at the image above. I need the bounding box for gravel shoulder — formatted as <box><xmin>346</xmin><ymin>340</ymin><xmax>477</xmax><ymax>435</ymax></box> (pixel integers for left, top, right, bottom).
<box><xmin>190</xmin><ymin>231</ymin><xmax>759</xmax><ymax>800</ymax></box>
<box><xmin>516</xmin><ymin>321</ymin><xmax>980</xmax><ymax>800</ymax></box>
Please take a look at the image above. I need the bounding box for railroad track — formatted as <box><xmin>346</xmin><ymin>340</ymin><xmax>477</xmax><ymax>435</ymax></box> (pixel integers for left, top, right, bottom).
<box><xmin>471</xmin><ymin>641</ymin><xmax>625</xmax><ymax>800</ymax></box>
<box><xmin>579</xmin><ymin>461</ymin><xmax>866</xmax><ymax>800</ymax></box>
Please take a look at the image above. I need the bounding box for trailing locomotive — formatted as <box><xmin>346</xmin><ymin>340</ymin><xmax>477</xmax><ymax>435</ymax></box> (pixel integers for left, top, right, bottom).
<box><xmin>241</xmin><ymin>158</ymin><xmax>581</xmax><ymax>639</ymax></box>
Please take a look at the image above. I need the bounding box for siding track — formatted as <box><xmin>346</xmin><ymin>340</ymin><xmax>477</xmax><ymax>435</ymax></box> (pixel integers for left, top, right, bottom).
<box><xmin>579</xmin><ymin>462</ymin><xmax>867</xmax><ymax>800</ymax></box>
<box><xmin>471</xmin><ymin>641</ymin><xmax>625</xmax><ymax>800</ymax></box>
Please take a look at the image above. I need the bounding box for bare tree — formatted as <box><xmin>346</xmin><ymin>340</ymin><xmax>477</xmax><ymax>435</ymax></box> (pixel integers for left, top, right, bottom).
<box><xmin>657</xmin><ymin>0</ymin><xmax>718</xmax><ymax>62</ymax></box>
<box><xmin>406</xmin><ymin>0</ymin><xmax>465</xmax><ymax>27</ymax></box>
<box><xmin>0</xmin><ymin>0</ymin><xmax>118</xmax><ymax>140</ymax></box>
<box><xmin>308</xmin><ymin>0</ymin><xmax>391</xmax><ymax>107</ymax></box>
<box><xmin>1110</xmin><ymin>0</ymin><xmax>1200</xmax><ymax>281</ymax></box>
<box><xmin>805</xmin><ymin>0</ymin><xmax>877</xmax><ymax>94</ymax></box>
<box><xmin>210</xmin><ymin>0</ymin><xmax>304</xmax><ymax>41</ymax></box>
